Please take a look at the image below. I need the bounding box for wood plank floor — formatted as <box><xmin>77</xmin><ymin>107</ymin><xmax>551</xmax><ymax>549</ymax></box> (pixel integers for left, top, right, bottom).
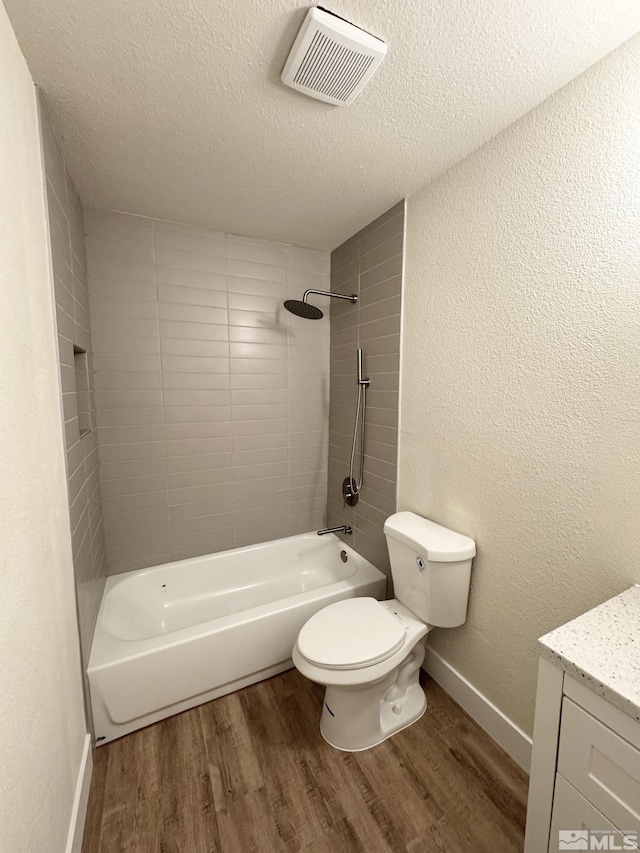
<box><xmin>82</xmin><ymin>671</ymin><xmax>528</xmax><ymax>852</ymax></box>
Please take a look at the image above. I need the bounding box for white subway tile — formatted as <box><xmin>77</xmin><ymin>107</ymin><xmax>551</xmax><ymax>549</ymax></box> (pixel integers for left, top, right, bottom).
<box><xmin>160</xmin><ymin>355</ymin><xmax>229</xmax><ymax>374</ymax></box>
<box><xmin>227</xmin><ymin>258</ymin><xmax>286</xmax><ymax>283</ymax></box>
<box><xmin>162</xmin><ymin>372</ymin><xmax>230</xmax><ymax>391</ymax></box>
<box><xmin>159</xmin><ymin>283</ymin><xmax>227</xmax><ymax>308</ymax></box>
<box><xmin>161</xmin><ymin>338</ymin><xmax>229</xmax><ymax>358</ymax></box>
<box><xmin>156</xmin><ymin>246</ymin><xmax>226</xmax><ymax>275</ymax></box>
<box><xmin>227</xmin><ymin>239</ymin><xmax>286</xmax><ymax>267</ymax></box>
<box><xmin>159</xmin><ymin>320</ymin><xmax>229</xmax><ymax>341</ymax></box>
<box><xmin>86</xmin><ymin>233</ymin><xmax>155</xmax><ymax>266</ymax></box>
<box><xmin>156</xmin><ymin>264</ymin><xmax>226</xmax><ymax>291</ymax></box>
<box><xmin>85</xmin><ymin>210</ymin><xmax>154</xmax><ymax>243</ymax></box>
<box><xmin>159</xmin><ymin>301</ymin><xmax>227</xmax><ymax>325</ymax></box>
<box><xmin>164</xmin><ymin>405</ymin><xmax>232</xmax><ymax>424</ymax></box>
<box><xmin>86</xmin><ymin>212</ymin><xmax>335</xmax><ymax>568</ymax></box>
<box><xmin>230</xmin><ymin>342</ymin><xmax>286</xmax><ymax>360</ymax></box>
<box><xmin>154</xmin><ymin>228</ymin><xmax>226</xmax><ymax>258</ymax></box>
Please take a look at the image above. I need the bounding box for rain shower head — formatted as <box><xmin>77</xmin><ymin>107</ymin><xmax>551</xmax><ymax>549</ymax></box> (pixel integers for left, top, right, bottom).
<box><xmin>283</xmin><ymin>289</ymin><xmax>357</xmax><ymax>320</ymax></box>
<box><xmin>284</xmin><ymin>299</ymin><xmax>324</xmax><ymax>320</ymax></box>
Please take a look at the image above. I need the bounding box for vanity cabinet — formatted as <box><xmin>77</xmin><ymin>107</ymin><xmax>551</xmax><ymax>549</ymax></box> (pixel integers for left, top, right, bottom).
<box><xmin>524</xmin><ymin>585</ymin><xmax>640</xmax><ymax>852</ymax></box>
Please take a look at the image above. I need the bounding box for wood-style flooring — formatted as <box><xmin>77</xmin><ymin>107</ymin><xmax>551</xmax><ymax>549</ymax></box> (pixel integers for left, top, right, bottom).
<box><xmin>82</xmin><ymin>670</ymin><xmax>528</xmax><ymax>852</ymax></box>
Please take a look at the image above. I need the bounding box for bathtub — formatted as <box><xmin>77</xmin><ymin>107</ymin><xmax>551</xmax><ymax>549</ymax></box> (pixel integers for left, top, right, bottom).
<box><xmin>88</xmin><ymin>532</ymin><xmax>386</xmax><ymax>744</ymax></box>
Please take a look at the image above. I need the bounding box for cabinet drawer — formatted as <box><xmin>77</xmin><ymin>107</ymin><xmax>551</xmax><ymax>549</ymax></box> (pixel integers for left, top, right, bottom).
<box><xmin>558</xmin><ymin>698</ymin><xmax>640</xmax><ymax>831</ymax></box>
<box><xmin>549</xmin><ymin>775</ymin><xmax>616</xmax><ymax>852</ymax></box>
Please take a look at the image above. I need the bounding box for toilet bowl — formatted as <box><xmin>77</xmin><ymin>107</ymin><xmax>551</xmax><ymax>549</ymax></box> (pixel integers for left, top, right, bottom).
<box><xmin>292</xmin><ymin>597</ymin><xmax>431</xmax><ymax>750</ymax></box>
<box><xmin>293</xmin><ymin>512</ymin><xmax>476</xmax><ymax>751</ymax></box>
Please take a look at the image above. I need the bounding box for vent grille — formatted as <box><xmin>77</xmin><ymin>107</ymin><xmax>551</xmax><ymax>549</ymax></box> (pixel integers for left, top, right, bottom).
<box><xmin>282</xmin><ymin>8</ymin><xmax>386</xmax><ymax>106</ymax></box>
<box><xmin>293</xmin><ymin>32</ymin><xmax>376</xmax><ymax>103</ymax></box>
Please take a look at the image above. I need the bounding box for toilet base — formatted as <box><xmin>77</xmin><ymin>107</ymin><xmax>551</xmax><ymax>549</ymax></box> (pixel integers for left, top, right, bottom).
<box><xmin>319</xmin><ymin>643</ymin><xmax>426</xmax><ymax>751</ymax></box>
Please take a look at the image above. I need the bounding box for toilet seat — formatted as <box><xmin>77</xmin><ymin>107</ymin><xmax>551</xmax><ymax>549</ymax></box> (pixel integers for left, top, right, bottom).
<box><xmin>296</xmin><ymin>597</ymin><xmax>406</xmax><ymax>670</ymax></box>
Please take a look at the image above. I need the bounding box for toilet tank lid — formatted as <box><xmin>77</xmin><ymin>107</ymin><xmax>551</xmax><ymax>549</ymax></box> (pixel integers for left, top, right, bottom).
<box><xmin>384</xmin><ymin>512</ymin><xmax>476</xmax><ymax>562</ymax></box>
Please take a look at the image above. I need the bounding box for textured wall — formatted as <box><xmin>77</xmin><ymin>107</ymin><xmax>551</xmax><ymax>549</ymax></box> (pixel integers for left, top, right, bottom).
<box><xmin>85</xmin><ymin>210</ymin><xmax>329</xmax><ymax>573</ymax></box>
<box><xmin>401</xmin><ymin>35</ymin><xmax>640</xmax><ymax>734</ymax></box>
<box><xmin>327</xmin><ymin>202</ymin><xmax>404</xmax><ymax>578</ymax></box>
<box><xmin>40</xmin><ymin>96</ymin><xmax>107</xmax><ymax>718</ymax></box>
<box><xmin>0</xmin><ymin>7</ymin><xmax>87</xmax><ymax>850</ymax></box>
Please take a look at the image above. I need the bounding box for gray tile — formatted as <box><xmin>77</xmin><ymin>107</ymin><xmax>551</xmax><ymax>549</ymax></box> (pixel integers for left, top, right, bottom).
<box><xmin>360</xmin><ymin>212</ymin><xmax>404</xmax><ymax>255</ymax></box>
<box><xmin>93</xmin><ymin>371</ymin><xmax>163</xmax><ymax>391</ymax></box>
<box><xmin>98</xmin><ymin>440</ymin><xmax>165</xmax><ymax>463</ymax></box>
<box><xmin>164</xmin><ymin>405</ymin><xmax>232</xmax><ymax>425</ymax></box>
<box><xmin>99</xmin><ymin>457</ymin><xmax>168</xmax><ymax>481</ymax></box>
<box><xmin>168</xmin><ymin>482</ymin><xmax>233</xmax><ymax>502</ymax></box>
<box><xmin>96</xmin><ymin>406</ymin><xmax>164</xmax><ymax>427</ymax></box>
<box><xmin>165</xmin><ymin>437</ymin><xmax>232</xmax><ymax>457</ymax></box>
<box><xmin>97</xmin><ymin>424</ymin><xmax>165</xmax><ymax>444</ymax></box>
<box><xmin>164</xmin><ymin>420</ymin><xmax>232</xmax><ymax>440</ymax></box>
<box><xmin>360</xmin><ymin>255</ymin><xmax>403</xmax><ymax>290</ymax></box>
<box><xmin>92</xmin><ymin>335</ymin><xmax>161</xmax><ymax>356</ymax></box>
<box><xmin>166</xmin><ymin>452</ymin><xmax>233</xmax><ymax>474</ymax></box>
<box><xmin>234</xmin><ymin>489</ymin><xmax>290</xmax><ymax>511</ymax></box>
<box><xmin>234</xmin><ymin>519</ymin><xmax>291</xmax><ymax>549</ymax></box>
<box><xmin>85</xmin><ymin>209</ymin><xmax>333</xmax><ymax>569</ymax></box>
<box><xmin>100</xmin><ymin>474</ymin><xmax>168</xmax><ymax>498</ymax></box>
<box><xmin>88</xmin><ymin>274</ymin><xmax>158</xmax><ymax>303</ymax></box>
<box><xmin>167</xmin><ymin>467</ymin><xmax>235</xmax><ymax>490</ymax></box>
<box><xmin>102</xmin><ymin>491</ymin><xmax>168</xmax><ymax>515</ymax></box>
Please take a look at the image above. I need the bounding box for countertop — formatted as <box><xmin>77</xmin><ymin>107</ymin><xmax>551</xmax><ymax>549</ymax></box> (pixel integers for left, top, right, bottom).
<box><xmin>539</xmin><ymin>584</ymin><xmax>640</xmax><ymax>722</ymax></box>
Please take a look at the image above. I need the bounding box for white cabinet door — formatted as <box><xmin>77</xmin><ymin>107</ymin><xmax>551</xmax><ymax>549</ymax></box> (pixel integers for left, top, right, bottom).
<box><xmin>558</xmin><ymin>699</ymin><xmax>640</xmax><ymax>832</ymax></box>
<box><xmin>549</xmin><ymin>775</ymin><xmax>616</xmax><ymax>852</ymax></box>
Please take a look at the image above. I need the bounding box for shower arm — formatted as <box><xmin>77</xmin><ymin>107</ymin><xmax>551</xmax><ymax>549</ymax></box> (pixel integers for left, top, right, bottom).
<box><xmin>303</xmin><ymin>289</ymin><xmax>357</xmax><ymax>304</ymax></box>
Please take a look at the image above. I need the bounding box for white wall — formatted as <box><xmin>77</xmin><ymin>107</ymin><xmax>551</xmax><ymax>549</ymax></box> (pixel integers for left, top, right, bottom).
<box><xmin>0</xmin><ymin>6</ymin><xmax>88</xmax><ymax>851</ymax></box>
<box><xmin>401</xmin><ymin>34</ymin><xmax>640</xmax><ymax>735</ymax></box>
<box><xmin>40</xmin><ymin>97</ymin><xmax>108</xmax><ymax>722</ymax></box>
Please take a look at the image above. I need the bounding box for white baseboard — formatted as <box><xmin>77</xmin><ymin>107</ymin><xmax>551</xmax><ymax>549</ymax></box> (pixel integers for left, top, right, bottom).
<box><xmin>66</xmin><ymin>734</ymin><xmax>93</xmax><ymax>853</ymax></box>
<box><xmin>423</xmin><ymin>647</ymin><xmax>532</xmax><ymax>773</ymax></box>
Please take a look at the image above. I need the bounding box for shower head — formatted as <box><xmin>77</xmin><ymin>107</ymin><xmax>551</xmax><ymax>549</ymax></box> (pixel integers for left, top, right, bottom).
<box><xmin>283</xmin><ymin>289</ymin><xmax>357</xmax><ymax>320</ymax></box>
<box><xmin>284</xmin><ymin>299</ymin><xmax>324</xmax><ymax>320</ymax></box>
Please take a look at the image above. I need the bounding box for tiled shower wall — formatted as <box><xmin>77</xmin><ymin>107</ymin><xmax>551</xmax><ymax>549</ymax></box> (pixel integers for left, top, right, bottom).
<box><xmin>85</xmin><ymin>210</ymin><xmax>330</xmax><ymax>573</ymax></box>
<box><xmin>39</xmin><ymin>98</ymin><xmax>107</xmax><ymax>701</ymax></box>
<box><xmin>327</xmin><ymin>202</ymin><xmax>404</xmax><ymax>579</ymax></box>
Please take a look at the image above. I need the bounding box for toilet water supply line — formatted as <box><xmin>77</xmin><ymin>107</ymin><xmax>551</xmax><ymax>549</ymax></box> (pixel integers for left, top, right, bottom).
<box><xmin>348</xmin><ymin>348</ymin><xmax>370</xmax><ymax>502</ymax></box>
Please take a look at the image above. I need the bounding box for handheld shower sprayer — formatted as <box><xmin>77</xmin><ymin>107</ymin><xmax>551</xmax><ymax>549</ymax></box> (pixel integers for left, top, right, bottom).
<box><xmin>343</xmin><ymin>348</ymin><xmax>369</xmax><ymax>507</ymax></box>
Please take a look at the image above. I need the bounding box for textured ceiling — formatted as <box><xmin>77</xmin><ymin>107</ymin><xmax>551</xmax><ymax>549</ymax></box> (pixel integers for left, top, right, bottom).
<box><xmin>6</xmin><ymin>0</ymin><xmax>640</xmax><ymax>249</ymax></box>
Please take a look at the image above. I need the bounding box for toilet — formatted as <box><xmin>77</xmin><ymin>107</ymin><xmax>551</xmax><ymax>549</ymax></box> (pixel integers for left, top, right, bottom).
<box><xmin>292</xmin><ymin>511</ymin><xmax>476</xmax><ymax>751</ymax></box>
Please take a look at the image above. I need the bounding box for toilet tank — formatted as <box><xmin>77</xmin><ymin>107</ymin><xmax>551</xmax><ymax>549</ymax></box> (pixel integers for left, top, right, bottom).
<box><xmin>383</xmin><ymin>512</ymin><xmax>476</xmax><ymax>627</ymax></box>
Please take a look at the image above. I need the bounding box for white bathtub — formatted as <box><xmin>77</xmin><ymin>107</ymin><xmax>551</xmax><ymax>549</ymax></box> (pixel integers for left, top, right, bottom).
<box><xmin>88</xmin><ymin>532</ymin><xmax>386</xmax><ymax>743</ymax></box>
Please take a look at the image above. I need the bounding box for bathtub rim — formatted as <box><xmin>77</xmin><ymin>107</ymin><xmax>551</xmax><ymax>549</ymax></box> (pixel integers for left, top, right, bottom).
<box><xmin>89</xmin><ymin>531</ymin><xmax>386</xmax><ymax>671</ymax></box>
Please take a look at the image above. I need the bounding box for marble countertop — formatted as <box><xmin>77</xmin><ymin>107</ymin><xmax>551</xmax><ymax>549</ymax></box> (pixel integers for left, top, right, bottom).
<box><xmin>539</xmin><ymin>584</ymin><xmax>640</xmax><ymax>722</ymax></box>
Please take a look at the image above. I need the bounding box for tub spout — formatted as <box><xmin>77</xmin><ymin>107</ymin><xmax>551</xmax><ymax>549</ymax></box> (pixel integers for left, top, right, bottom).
<box><xmin>317</xmin><ymin>525</ymin><xmax>353</xmax><ymax>536</ymax></box>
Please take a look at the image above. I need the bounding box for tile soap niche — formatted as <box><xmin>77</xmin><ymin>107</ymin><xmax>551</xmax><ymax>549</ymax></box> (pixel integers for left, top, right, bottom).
<box><xmin>73</xmin><ymin>345</ymin><xmax>92</xmax><ymax>437</ymax></box>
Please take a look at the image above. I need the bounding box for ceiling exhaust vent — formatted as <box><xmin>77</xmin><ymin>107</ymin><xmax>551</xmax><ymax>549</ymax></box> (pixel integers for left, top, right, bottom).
<box><xmin>281</xmin><ymin>7</ymin><xmax>387</xmax><ymax>106</ymax></box>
